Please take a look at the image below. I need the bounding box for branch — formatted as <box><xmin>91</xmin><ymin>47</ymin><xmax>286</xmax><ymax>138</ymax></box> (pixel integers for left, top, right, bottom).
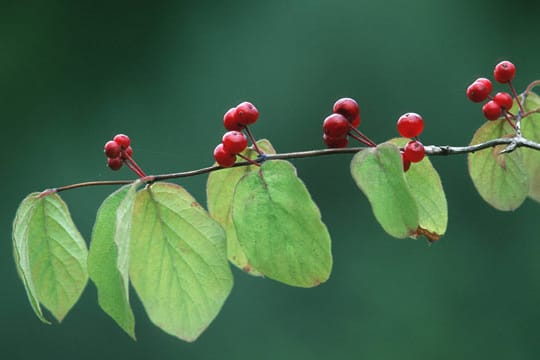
<box><xmin>424</xmin><ymin>136</ymin><xmax>540</xmax><ymax>155</ymax></box>
<box><xmin>42</xmin><ymin>135</ymin><xmax>540</xmax><ymax>195</ymax></box>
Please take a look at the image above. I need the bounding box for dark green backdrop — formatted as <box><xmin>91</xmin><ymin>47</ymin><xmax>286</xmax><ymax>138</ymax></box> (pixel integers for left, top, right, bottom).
<box><xmin>3</xmin><ymin>1</ymin><xmax>540</xmax><ymax>359</ymax></box>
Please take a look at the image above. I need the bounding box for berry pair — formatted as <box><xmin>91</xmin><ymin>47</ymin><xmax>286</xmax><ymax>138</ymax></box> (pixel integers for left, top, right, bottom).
<box><xmin>213</xmin><ymin>131</ymin><xmax>249</xmax><ymax>167</ymax></box>
<box><xmin>223</xmin><ymin>101</ymin><xmax>259</xmax><ymax>131</ymax></box>
<box><xmin>396</xmin><ymin>113</ymin><xmax>426</xmax><ymax>171</ymax></box>
<box><xmin>466</xmin><ymin>60</ymin><xmax>516</xmax><ymax>121</ymax></box>
<box><xmin>103</xmin><ymin>134</ymin><xmax>146</xmax><ymax>177</ymax></box>
<box><xmin>323</xmin><ymin>98</ymin><xmax>375</xmax><ymax>148</ymax></box>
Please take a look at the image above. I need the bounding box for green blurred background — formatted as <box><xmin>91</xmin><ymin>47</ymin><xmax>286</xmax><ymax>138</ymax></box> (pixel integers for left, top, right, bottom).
<box><xmin>2</xmin><ymin>1</ymin><xmax>540</xmax><ymax>359</ymax></box>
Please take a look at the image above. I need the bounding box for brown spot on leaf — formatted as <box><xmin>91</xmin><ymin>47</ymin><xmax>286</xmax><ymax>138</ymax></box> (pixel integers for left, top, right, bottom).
<box><xmin>242</xmin><ymin>264</ymin><xmax>252</xmax><ymax>272</ymax></box>
<box><xmin>313</xmin><ymin>279</ymin><xmax>322</xmax><ymax>286</ymax></box>
<box><xmin>191</xmin><ymin>201</ymin><xmax>201</xmax><ymax>208</ymax></box>
<box><xmin>414</xmin><ymin>226</ymin><xmax>441</xmax><ymax>243</ymax></box>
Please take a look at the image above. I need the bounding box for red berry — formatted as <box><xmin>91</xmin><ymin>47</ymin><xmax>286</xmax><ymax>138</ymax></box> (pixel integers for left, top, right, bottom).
<box><xmin>403</xmin><ymin>140</ymin><xmax>425</xmax><ymax>163</ymax></box>
<box><xmin>494</xmin><ymin>60</ymin><xmax>516</xmax><ymax>83</ymax></box>
<box><xmin>475</xmin><ymin>77</ymin><xmax>493</xmax><ymax>94</ymax></box>
<box><xmin>107</xmin><ymin>157</ymin><xmax>123</xmax><ymax>170</ymax></box>
<box><xmin>350</xmin><ymin>115</ymin><xmax>361</xmax><ymax>128</ymax></box>
<box><xmin>104</xmin><ymin>140</ymin><xmax>121</xmax><ymax>158</ymax></box>
<box><xmin>323</xmin><ymin>134</ymin><xmax>349</xmax><ymax>148</ymax></box>
<box><xmin>222</xmin><ymin>131</ymin><xmax>248</xmax><ymax>154</ymax></box>
<box><xmin>223</xmin><ymin>107</ymin><xmax>243</xmax><ymax>131</ymax></box>
<box><xmin>466</xmin><ymin>81</ymin><xmax>491</xmax><ymax>103</ymax></box>
<box><xmin>213</xmin><ymin>143</ymin><xmax>236</xmax><ymax>167</ymax></box>
<box><xmin>401</xmin><ymin>152</ymin><xmax>411</xmax><ymax>172</ymax></box>
<box><xmin>396</xmin><ymin>113</ymin><xmax>424</xmax><ymax>138</ymax></box>
<box><xmin>482</xmin><ymin>100</ymin><xmax>502</xmax><ymax>121</ymax></box>
<box><xmin>323</xmin><ymin>113</ymin><xmax>350</xmax><ymax>138</ymax></box>
<box><xmin>121</xmin><ymin>146</ymin><xmax>133</xmax><ymax>159</ymax></box>
<box><xmin>493</xmin><ymin>92</ymin><xmax>513</xmax><ymax>110</ymax></box>
<box><xmin>113</xmin><ymin>134</ymin><xmax>131</xmax><ymax>149</ymax></box>
<box><xmin>235</xmin><ymin>101</ymin><xmax>259</xmax><ymax>125</ymax></box>
<box><xmin>333</xmin><ymin>98</ymin><xmax>360</xmax><ymax>123</ymax></box>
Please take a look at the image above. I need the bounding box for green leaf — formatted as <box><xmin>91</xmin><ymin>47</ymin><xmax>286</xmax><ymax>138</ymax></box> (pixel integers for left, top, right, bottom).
<box><xmin>520</xmin><ymin>91</ymin><xmax>540</xmax><ymax>202</ymax></box>
<box><xmin>12</xmin><ymin>194</ymin><xmax>49</xmax><ymax>324</ymax></box>
<box><xmin>231</xmin><ymin>160</ymin><xmax>332</xmax><ymax>287</ymax></box>
<box><xmin>88</xmin><ymin>183</ymin><xmax>140</xmax><ymax>339</ymax></box>
<box><xmin>468</xmin><ymin>119</ymin><xmax>529</xmax><ymax>210</ymax></box>
<box><xmin>350</xmin><ymin>143</ymin><xmax>419</xmax><ymax>238</ymax></box>
<box><xmin>129</xmin><ymin>182</ymin><xmax>233</xmax><ymax>342</ymax></box>
<box><xmin>12</xmin><ymin>192</ymin><xmax>88</xmax><ymax>322</ymax></box>
<box><xmin>207</xmin><ymin>139</ymin><xmax>276</xmax><ymax>276</ymax></box>
<box><xmin>390</xmin><ymin>139</ymin><xmax>448</xmax><ymax>241</ymax></box>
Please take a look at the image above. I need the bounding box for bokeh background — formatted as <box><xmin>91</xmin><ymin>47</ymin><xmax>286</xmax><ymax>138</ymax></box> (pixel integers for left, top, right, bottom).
<box><xmin>2</xmin><ymin>1</ymin><xmax>540</xmax><ymax>359</ymax></box>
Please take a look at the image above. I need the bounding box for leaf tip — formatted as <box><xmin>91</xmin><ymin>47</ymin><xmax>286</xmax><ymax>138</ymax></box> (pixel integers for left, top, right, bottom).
<box><xmin>412</xmin><ymin>226</ymin><xmax>442</xmax><ymax>243</ymax></box>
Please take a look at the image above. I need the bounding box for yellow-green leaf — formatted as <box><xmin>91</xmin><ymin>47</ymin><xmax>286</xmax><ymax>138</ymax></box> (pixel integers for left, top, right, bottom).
<box><xmin>351</xmin><ymin>143</ymin><xmax>419</xmax><ymax>238</ymax></box>
<box><xmin>207</xmin><ymin>139</ymin><xmax>275</xmax><ymax>276</ymax></box>
<box><xmin>129</xmin><ymin>182</ymin><xmax>232</xmax><ymax>342</ymax></box>
<box><xmin>468</xmin><ymin>120</ymin><xmax>529</xmax><ymax>210</ymax></box>
<box><xmin>88</xmin><ymin>183</ymin><xmax>140</xmax><ymax>339</ymax></box>
<box><xmin>390</xmin><ymin>138</ymin><xmax>448</xmax><ymax>241</ymax></box>
<box><xmin>232</xmin><ymin>160</ymin><xmax>332</xmax><ymax>287</ymax></box>
<box><xmin>12</xmin><ymin>192</ymin><xmax>88</xmax><ymax>322</ymax></box>
<box><xmin>520</xmin><ymin>91</ymin><xmax>540</xmax><ymax>202</ymax></box>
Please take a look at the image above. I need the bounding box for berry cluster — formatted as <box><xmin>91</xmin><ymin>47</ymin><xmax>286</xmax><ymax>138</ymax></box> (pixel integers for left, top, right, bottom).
<box><xmin>223</xmin><ymin>101</ymin><xmax>259</xmax><ymax>131</ymax></box>
<box><xmin>103</xmin><ymin>134</ymin><xmax>146</xmax><ymax>177</ymax></box>
<box><xmin>322</xmin><ymin>98</ymin><xmax>376</xmax><ymax>148</ymax></box>
<box><xmin>466</xmin><ymin>60</ymin><xmax>516</xmax><ymax>121</ymax></box>
<box><xmin>396</xmin><ymin>113</ymin><xmax>426</xmax><ymax>172</ymax></box>
<box><xmin>214</xmin><ymin>101</ymin><xmax>259</xmax><ymax>167</ymax></box>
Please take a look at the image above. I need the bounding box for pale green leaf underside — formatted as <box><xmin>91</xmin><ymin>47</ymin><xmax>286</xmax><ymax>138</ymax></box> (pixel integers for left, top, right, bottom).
<box><xmin>88</xmin><ymin>184</ymin><xmax>138</xmax><ymax>339</ymax></box>
<box><xmin>351</xmin><ymin>143</ymin><xmax>419</xmax><ymax>238</ymax></box>
<box><xmin>468</xmin><ymin>120</ymin><xmax>529</xmax><ymax>211</ymax></box>
<box><xmin>12</xmin><ymin>193</ymin><xmax>88</xmax><ymax>322</ymax></box>
<box><xmin>390</xmin><ymin>138</ymin><xmax>448</xmax><ymax>240</ymax></box>
<box><xmin>207</xmin><ymin>139</ymin><xmax>276</xmax><ymax>276</ymax></box>
<box><xmin>520</xmin><ymin>91</ymin><xmax>540</xmax><ymax>202</ymax></box>
<box><xmin>232</xmin><ymin>160</ymin><xmax>332</xmax><ymax>288</ymax></box>
<box><xmin>129</xmin><ymin>182</ymin><xmax>233</xmax><ymax>342</ymax></box>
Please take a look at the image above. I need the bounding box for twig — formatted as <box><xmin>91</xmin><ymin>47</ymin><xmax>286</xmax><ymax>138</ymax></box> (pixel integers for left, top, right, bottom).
<box><xmin>40</xmin><ymin>135</ymin><xmax>540</xmax><ymax>195</ymax></box>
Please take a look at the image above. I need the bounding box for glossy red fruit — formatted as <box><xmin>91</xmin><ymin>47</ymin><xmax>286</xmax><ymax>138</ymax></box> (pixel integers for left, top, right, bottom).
<box><xmin>222</xmin><ymin>131</ymin><xmax>248</xmax><ymax>154</ymax></box>
<box><xmin>493</xmin><ymin>92</ymin><xmax>513</xmax><ymax>110</ymax></box>
<box><xmin>494</xmin><ymin>61</ymin><xmax>516</xmax><ymax>83</ymax></box>
<box><xmin>235</xmin><ymin>101</ymin><xmax>259</xmax><ymax>125</ymax></box>
<box><xmin>403</xmin><ymin>140</ymin><xmax>425</xmax><ymax>163</ymax></box>
<box><xmin>323</xmin><ymin>113</ymin><xmax>350</xmax><ymax>138</ymax></box>
<box><xmin>113</xmin><ymin>134</ymin><xmax>131</xmax><ymax>149</ymax></box>
<box><xmin>223</xmin><ymin>107</ymin><xmax>243</xmax><ymax>131</ymax></box>
<box><xmin>104</xmin><ymin>140</ymin><xmax>121</xmax><ymax>158</ymax></box>
<box><xmin>350</xmin><ymin>115</ymin><xmax>361</xmax><ymax>128</ymax></box>
<box><xmin>333</xmin><ymin>98</ymin><xmax>360</xmax><ymax>123</ymax></box>
<box><xmin>482</xmin><ymin>100</ymin><xmax>502</xmax><ymax>121</ymax></box>
<box><xmin>107</xmin><ymin>157</ymin><xmax>123</xmax><ymax>170</ymax></box>
<box><xmin>396</xmin><ymin>113</ymin><xmax>424</xmax><ymax>138</ymax></box>
<box><xmin>401</xmin><ymin>152</ymin><xmax>411</xmax><ymax>172</ymax></box>
<box><xmin>323</xmin><ymin>134</ymin><xmax>349</xmax><ymax>148</ymax></box>
<box><xmin>466</xmin><ymin>81</ymin><xmax>491</xmax><ymax>103</ymax></box>
<box><xmin>213</xmin><ymin>143</ymin><xmax>236</xmax><ymax>167</ymax></box>
<box><xmin>475</xmin><ymin>77</ymin><xmax>493</xmax><ymax>94</ymax></box>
